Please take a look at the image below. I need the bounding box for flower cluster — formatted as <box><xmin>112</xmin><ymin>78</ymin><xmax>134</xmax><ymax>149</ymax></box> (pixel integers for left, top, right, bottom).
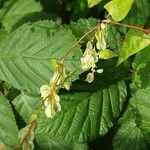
<box><xmin>80</xmin><ymin>23</ymin><xmax>108</xmax><ymax>83</ymax></box>
<box><xmin>40</xmin><ymin>65</ymin><xmax>71</xmax><ymax>118</ymax></box>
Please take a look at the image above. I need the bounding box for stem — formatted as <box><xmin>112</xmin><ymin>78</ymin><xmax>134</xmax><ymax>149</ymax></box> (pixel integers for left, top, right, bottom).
<box><xmin>61</xmin><ymin>24</ymin><xmax>100</xmax><ymax>63</ymax></box>
<box><xmin>103</xmin><ymin>19</ymin><xmax>150</xmax><ymax>33</ymax></box>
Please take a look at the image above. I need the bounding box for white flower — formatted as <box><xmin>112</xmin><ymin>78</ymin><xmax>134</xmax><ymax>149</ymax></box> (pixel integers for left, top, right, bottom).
<box><xmin>40</xmin><ymin>85</ymin><xmax>51</xmax><ymax>100</ymax></box>
<box><xmin>40</xmin><ymin>84</ymin><xmax>61</xmax><ymax>118</ymax></box>
<box><xmin>81</xmin><ymin>41</ymin><xmax>98</xmax><ymax>71</ymax></box>
<box><xmin>101</xmin><ymin>22</ymin><xmax>107</xmax><ymax>29</ymax></box>
<box><xmin>81</xmin><ymin>54</ymin><xmax>96</xmax><ymax>70</ymax></box>
<box><xmin>85</xmin><ymin>72</ymin><xmax>94</xmax><ymax>83</ymax></box>
<box><xmin>63</xmin><ymin>82</ymin><xmax>71</xmax><ymax>90</ymax></box>
<box><xmin>44</xmin><ymin>93</ymin><xmax>61</xmax><ymax>118</ymax></box>
<box><xmin>97</xmin><ymin>69</ymin><xmax>103</xmax><ymax>74</ymax></box>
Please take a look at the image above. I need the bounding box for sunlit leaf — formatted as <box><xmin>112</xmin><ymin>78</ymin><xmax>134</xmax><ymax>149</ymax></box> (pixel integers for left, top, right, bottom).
<box><xmin>87</xmin><ymin>0</ymin><xmax>102</xmax><ymax>8</ymax></box>
<box><xmin>104</xmin><ymin>0</ymin><xmax>134</xmax><ymax>21</ymax></box>
<box><xmin>118</xmin><ymin>30</ymin><xmax>150</xmax><ymax>65</ymax></box>
<box><xmin>99</xmin><ymin>49</ymin><xmax>118</xmax><ymax>59</ymax></box>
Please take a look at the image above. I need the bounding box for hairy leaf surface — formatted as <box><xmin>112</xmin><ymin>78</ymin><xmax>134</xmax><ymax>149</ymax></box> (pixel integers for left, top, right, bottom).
<box><xmin>0</xmin><ymin>95</ymin><xmax>19</xmax><ymax>147</ymax></box>
<box><xmin>36</xmin><ymin>81</ymin><xmax>127</xmax><ymax>143</ymax></box>
<box><xmin>13</xmin><ymin>93</ymin><xmax>41</xmax><ymax>122</ymax></box>
<box><xmin>0</xmin><ymin>21</ymin><xmax>82</xmax><ymax>94</ymax></box>
<box><xmin>0</xmin><ymin>0</ymin><xmax>42</xmax><ymax>31</ymax></box>
<box><xmin>113</xmin><ymin>106</ymin><xmax>148</xmax><ymax>150</ymax></box>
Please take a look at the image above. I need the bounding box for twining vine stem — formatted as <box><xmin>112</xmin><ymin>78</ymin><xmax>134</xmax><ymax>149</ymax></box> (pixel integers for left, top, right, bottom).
<box><xmin>103</xmin><ymin>19</ymin><xmax>150</xmax><ymax>33</ymax></box>
<box><xmin>17</xmin><ymin>19</ymin><xmax>150</xmax><ymax>149</ymax></box>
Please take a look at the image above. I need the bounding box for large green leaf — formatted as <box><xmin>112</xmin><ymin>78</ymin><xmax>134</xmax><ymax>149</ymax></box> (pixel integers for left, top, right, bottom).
<box><xmin>104</xmin><ymin>0</ymin><xmax>134</xmax><ymax>22</ymax></box>
<box><xmin>131</xmin><ymin>46</ymin><xmax>150</xmax><ymax>90</ymax></box>
<box><xmin>118</xmin><ymin>30</ymin><xmax>150</xmax><ymax>65</ymax></box>
<box><xmin>36</xmin><ymin>133</ymin><xmax>87</xmax><ymax>150</ymax></box>
<box><xmin>12</xmin><ymin>93</ymin><xmax>41</xmax><ymax>122</ymax></box>
<box><xmin>0</xmin><ymin>0</ymin><xmax>42</xmax><ymax>31</ymax></box>
<box><xmin>0</xmin><ymin>21</ymin><xmax>82</xmax><ymax>94</ymax></box>
<box><xmin>0</xmin><ymin>95</ymin><xmax>19</xmax><ymax>148</ymax></box>
<box><xmin>0</xmin><ymin>28</ymin><xmax>7</xmax><ymax>42</ymax></box>
<box><xmin>35</xmin><ymin>81</ymin><xmax>127</xmax><ymax>143</ymax></box>
<box><xmin>113</xmin><ymin>106</ymin><xmax>148</xmax><ymax>150</ymax></box>
<box><xmin>113</xmin><ymin>46</ymin><xmax>150</xmax><ymax>150</ymax></box>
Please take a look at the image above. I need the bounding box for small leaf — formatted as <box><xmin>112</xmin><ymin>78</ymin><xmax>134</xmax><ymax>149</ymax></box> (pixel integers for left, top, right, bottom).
<box><xmin>104</xmin><ymin>0</ymin><xmax>134</xmax><ymax>21</ymax></box>
<box><xmin>99</xmin><ymin>49</ymin><xmax>118</xmax><ymax>59</ymax></box>
<box><xmin>118</xmin><ymin>30</ymin><xmax>150</xmax><ymax>65</ymax></box>
<box><xmin>50</xmin><ymin>59</ymin><xmax>58</xmax><ymax>71</ymax></box>
<box><xmin>87</xmin><ymin>0</ymin><xmax>102</xmax><ymax>8</ymax></box>
<box><xmin>0</xmin><ymin>95</ymin><xmax>19</xmax><ymax>148</ymax></box>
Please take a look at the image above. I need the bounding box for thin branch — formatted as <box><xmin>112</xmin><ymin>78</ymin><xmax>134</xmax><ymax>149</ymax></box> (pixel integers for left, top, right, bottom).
<box><xmin>103</xmin><ymin>19</ymin><xmax>150</xmax><ymax>33</ymax></box>
<box><xmin>61</xmin><ymin>24</ymin><xmax>100</xmax><ymax>63</ymax></box>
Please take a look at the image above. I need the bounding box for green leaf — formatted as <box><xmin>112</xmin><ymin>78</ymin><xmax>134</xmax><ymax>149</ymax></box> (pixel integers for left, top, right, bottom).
<box><xmin>69</xmin><ymin>19</ymin><xmax>123</xmax><ymax>51</ymax></box>
<box><xmin>0</xmin><ymin>28</ymin><xmax>7</xmax><ymax>43</ymax></box>
<box><xmin>118</xmin><ymin>30</ymin><xmax>150</xmax><ymax>65</ymax></box>
<box><xmin>99</xmin><ymin>49</ymin><xmax>118</xmax><ymax>59</ymax></box>
<box><xmin>114</xmin><ymin>47</ymin><xmax>150</xmax><ymax>149</ymax></box>
<box><xmin>131</xmin><ymin>46</ymin><xmax>150</xmax><ymax>90</ymax></box>
<box><xmin>113</xmin><ymin>107</ymin><xmax>148</xmax><ymax>150</ymax></box>
<box><xmin>69</xmin><ymin>18</ymin><xmax>99</xmax><ymax>42</ymax></box>
<box><xmin>36</xmin><ymin>133</ymin><xmax>87</xmax><ymax>150</ymax></box>
<box><xmin>36</xmin><ymin>81</ymin><xmax>127</xmax><ymax>143</ymax></box>
<box><xmin>118</xmin><ymin>0</ymin><xmax>150</xmax><ymax>34</ymax></box>
<box><xmin>0</xmin><ymin>0</ymin><xmax>42</xmax><ymax>31</ymax></box>
<box><xmin>104</xmin><ymin>0</ymin><xmax>134</xmax><ymax>22</ymax></box>
<box><xmin>12</xmin><ymin>93</ymin><xmax>41</xmax><ymax>122</ymax></box>
<box><xmin>87</xmin><ymin>0</ymin><xmax>101</xmax><ymax>8</ymax></box>
<box><xmin>0</xmin><ymin>21</ymin><xmax>82</xmax><ymax>94</ymax></box>
<box><xmin>0</xmin><ymin>95</ymin><xmax>19</xmax><ymax>148</ymax></box>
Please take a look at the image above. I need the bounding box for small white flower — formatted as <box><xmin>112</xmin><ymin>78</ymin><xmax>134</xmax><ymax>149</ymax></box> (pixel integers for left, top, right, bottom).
<box><xmin>40</xmin><ymin>85</ymin><xmax>51</xmax><ymax>100</ymax></box>
<box><xmin>101</xmin><ymin>22</ymin><xmax>107</xmax><ymax>30</ymax></box>
<box><xmin>81</xmin><ymin>41</ymin><xmax>98</xmax><ymax>71</ymax></box>
<box><xmin>40</xmin><ymin>84</ymin><xmax>61</xmax><ymax>118</ymax></box>
<box><xmin>81</xmin><ymin>54</ymin><xmax>96</xmax><ymax>70</ymax></box>
<box><xmin>85</xmin><ymin>72</ymin><xmax>94</xmax><ymax>83</ymax></box>
<box><xmin>44</xmin><ymin>93</ymin><xmax>61</xmax><ymax>118</ymax></box>
<box><xmin>63</xmin><ymin>82</ymin><xmax>71</xmax><ymax>90</ymax></box>
<box><xmin>97</xmin><ymin>69</ymin><xmax>103</xmax><ymax>74</ymax></box>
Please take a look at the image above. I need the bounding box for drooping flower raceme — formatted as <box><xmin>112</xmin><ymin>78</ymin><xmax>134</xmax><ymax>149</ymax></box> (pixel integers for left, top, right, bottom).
<box><xmin>80</xmin><ymin>40</ymin><xmax>104</xmax><ymax>83</ymax></box>
<box><xmin>40</xmin><ymin>84</ymin><xmax>61</xmax><ymax>118</ymax></box>
<box><xmin>40</xmin><ymin>65</ymin><xmax>72</xmax><ymax>118</ymax></box>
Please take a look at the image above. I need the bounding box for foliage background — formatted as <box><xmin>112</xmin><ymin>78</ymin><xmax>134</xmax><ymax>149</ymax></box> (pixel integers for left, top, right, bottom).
<box><xmin>0</xmin><ymin>0</ymin><xmax>150</xmax><ymax>150</ymax></box>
